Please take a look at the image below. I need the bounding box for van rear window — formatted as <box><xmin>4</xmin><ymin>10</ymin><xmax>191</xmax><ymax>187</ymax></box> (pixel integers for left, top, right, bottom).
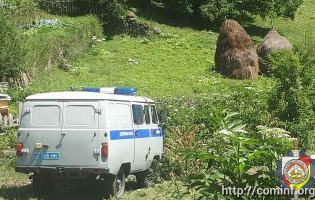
<box><xmin>65</xmin><ymin>105</ymin><xmax>95</xmax><ymax>126</ymax></box>
<box><xmin>32</xmin><ymin>105</ymin><xmax>60</xmax><ymax>126</ymax></box>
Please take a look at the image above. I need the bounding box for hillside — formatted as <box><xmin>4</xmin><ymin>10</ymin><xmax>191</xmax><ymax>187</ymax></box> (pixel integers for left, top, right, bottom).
<box><xmin>28</xmin><ymin>0</ymin><xmax>315</xmax><ymax>100</ymax></box>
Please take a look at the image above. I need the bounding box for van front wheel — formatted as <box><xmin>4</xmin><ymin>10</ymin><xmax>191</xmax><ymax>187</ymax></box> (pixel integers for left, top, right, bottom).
<box><xmin>107</xmin><ymin>172</ymin><xmax>125</xmax><ymax>198</ymax></box>
<box><xmin>136</xmin><ymin>160</ymin><xmax>158</xmax><ymax>188</ymax></box>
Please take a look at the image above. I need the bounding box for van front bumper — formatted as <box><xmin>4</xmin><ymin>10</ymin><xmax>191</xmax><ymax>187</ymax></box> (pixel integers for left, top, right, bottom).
<box><xmin>15</xmin><ymin>166</ymin><xmax>109</xmax><ymax>175</ymax></box>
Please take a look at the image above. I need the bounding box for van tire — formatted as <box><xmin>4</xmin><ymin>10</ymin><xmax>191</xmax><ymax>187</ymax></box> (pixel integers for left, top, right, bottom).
<box><xmin>136</xmin><ymin>160</ymin><xmax>158</xmax><ymax>188</ymax></box>
<box><xmin>107</xmin><ymin>172</ymin><xmax>125</xmax><ymax>198</ymax></box>
<box><xmin>33</xmin><ymin>176</ymin><xmax>55</xmax><ymax>197</ymax></box>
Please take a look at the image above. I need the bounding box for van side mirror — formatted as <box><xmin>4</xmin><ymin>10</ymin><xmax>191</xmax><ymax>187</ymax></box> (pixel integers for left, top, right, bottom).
<box><xmin>158</xmin><ymin>110</ymin><xmax>167</xmax><ymax>125</ymax></box>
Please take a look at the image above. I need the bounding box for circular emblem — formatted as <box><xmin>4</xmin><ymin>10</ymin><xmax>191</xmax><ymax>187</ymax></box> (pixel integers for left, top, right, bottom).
<box><xmin>284</xmin><ymin>159</ymin><xmax>309</xmax><ymax>184</ymax></box>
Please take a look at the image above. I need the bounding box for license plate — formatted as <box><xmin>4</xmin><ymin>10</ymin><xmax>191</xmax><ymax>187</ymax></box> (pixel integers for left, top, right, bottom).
<box><xmin>34</xmin><ymin>152</ymin><xmax>60</xmax><ymax>160</ymax></box>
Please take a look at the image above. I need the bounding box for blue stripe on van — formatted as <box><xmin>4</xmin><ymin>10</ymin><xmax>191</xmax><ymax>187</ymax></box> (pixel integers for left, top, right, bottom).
<box><xmin>151</xmin><ymin>129</ymin><xmax>163</xmax><ymax>137</ymax></box>
<box><xmin>136</xmin><ymin>129</ymin><xmax>150</xmax><ymax>138</ymax></box>
<box><xmin>110</xmin><ymin>130</ymin><xmax>134</xmax><ymax>140</ymax></box>
<box><xmin>110</xmin><ymin>129</ymin><xmax>163</xmax><ymax>140</ymax></box>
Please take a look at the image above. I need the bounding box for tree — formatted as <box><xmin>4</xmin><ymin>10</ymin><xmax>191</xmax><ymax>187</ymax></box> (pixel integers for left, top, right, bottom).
<box><xmin>0</xmin><ymin>9</ymin><xmax>24</xmax><ymax>80</ymax></box>
<box><xmin>161</xmin><ymin>0</ymin><xmax>304</xmax><ymax>25</ymax></box>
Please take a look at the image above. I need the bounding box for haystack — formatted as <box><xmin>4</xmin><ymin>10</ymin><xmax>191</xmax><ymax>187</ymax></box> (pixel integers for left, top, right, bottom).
<box><xmin>215</xmin><ymin>19</ymin><xmax>259</xmax><ymax>80</ymax></box>
<box><xmin>257</xmin><ymin>29</ymin><xmax>292</xmax><ymax>73</ymax></box>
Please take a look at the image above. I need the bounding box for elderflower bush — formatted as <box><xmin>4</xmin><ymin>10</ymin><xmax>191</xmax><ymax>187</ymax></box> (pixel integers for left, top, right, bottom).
<box><xmin>257</xmin><ymin>125</ymin><xmax>295</xmax><ymax>140</ymax></box>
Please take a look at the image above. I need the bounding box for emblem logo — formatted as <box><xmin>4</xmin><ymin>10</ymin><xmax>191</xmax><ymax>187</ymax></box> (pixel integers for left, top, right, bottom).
<box><xmin>276</xmin><ymin>151</ymin><xmax>315</xmax><ymax>191</ymax></box>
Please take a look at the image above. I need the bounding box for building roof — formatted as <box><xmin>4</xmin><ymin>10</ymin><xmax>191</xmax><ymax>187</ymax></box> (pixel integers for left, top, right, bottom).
<box><xmin>26</xmin><ymin>92</ymin><xmax>154</xmax><ymax>103</ymax></box>
<box><xmin>0</xmin><ymin>94</ymin><xmax>11</xmax><ymax>101</ymax></box>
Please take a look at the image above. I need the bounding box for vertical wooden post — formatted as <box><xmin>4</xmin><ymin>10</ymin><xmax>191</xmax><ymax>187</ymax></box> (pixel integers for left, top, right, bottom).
<box><xmin>4</xmin><ymin>115</ymin><xmax>7</xmax><ymax>127</ymax></box>
<box><xmin>294</xmin><ymin>140</ymin><xmax>299</xmax><ymax>150</ymax></box>
<box><xmin>9</xmin><ymin>113</ymin><xmax>13</xmax><ymax>127</ymax></box>
<box><xmin>18</xmin><ymin>102</ymin><xmax>23</xmax><ymax>124</ymax></box>
<box><xmin>0</xmin><ymin>114</ymin><xmax>2</xmax><ymax>127</ymax></box>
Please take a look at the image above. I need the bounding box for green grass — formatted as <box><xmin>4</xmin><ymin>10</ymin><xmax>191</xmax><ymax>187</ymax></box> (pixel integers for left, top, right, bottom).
<box><xmin>28</xmin><ymin>0</ymin><xmax>315</xmax><ymax>100</ymax></box>
<box><xmin>0</xmin><ymin>171</ymin><xmax>194</xmax><ymax>200</ymax></box>
<box><xmin>247</xmin><ymin>0</ymin><xmax>315</xmax><ymax>45</ymax></box>
<box><xmin>29</xmin><ymin>29</ymin><xmax>218</xmax><ymax>99</ymax></box>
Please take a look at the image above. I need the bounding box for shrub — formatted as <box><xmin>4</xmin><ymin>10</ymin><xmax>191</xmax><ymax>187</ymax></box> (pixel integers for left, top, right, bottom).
<box><xmin>23</xmin><ymin>16</ymin><xmax>103</xmax><ymax>73</ymax></box>
<box><xmin>266</xmin><ymin>49</ymin><xmax>315</xmax><ymax>150</ymax></box>
<box><xmin>267</xmin><ymin>50</ymin><xmax>304</xmax><ymax>121</ymax></box>
<box><xmin>0</xmin><ymin>9</ymin><xmax>25</xmax><ymax>80</ymax></box>
<box><xmin>161</xmin><ymin>0</ymin><xmax>303</xmax><ymax>24</ymax></box>
<box><xmin>161</xmin><ymin>0</ymin><xmax>194</xmax><ymax>14</ymax></box>
<box><xmin>95</xmin><ymin>0</ymin><xmax>127</xmax><ymax>34</ymax></box>
<box><xmin>128</xmin><ymin>0</ymin><xmax>151</xmax><ymax>9</ymax></box>
<box><xmin>183</xmin><ymin>111</ymin><xmax>294</xmax><ymax>199</ymax></box>
<box><xmin>165</xmin><ymin>125</ymin><xmax>205</xmax><ymax>177</ymax></box>
<box><xmin>198</xmin><ymin>0</ymin><xmax>244</xmax><ymax>23</ymax></box>
<box><xmin>10</xmin><ymin>0</ymin><xmax>38</xmax><ymax>25</ymax></box>
<box><xmin>0</xmin><ymin>128</ymin><xmax>18</xmax><ymax>168</ymax></box>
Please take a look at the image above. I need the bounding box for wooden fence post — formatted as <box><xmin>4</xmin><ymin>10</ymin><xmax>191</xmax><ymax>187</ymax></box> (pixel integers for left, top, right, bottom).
<box><xmin>9</xmin><ymin>113</ymin><xmax>13</xmax><ymax>127</ymax></box>
<box><xmin>4</xmin><ymin>115</ymin><xmax>7</xmax><ymax>127</ymax></box>
<box><xmin>0</xmin><ymin>114</ymin><xmax>2</xmax><ymax>127</ymax></box>
<box><xmin>18</xmin><ymin>102</ymin><xmax>23</xmax><ymax>123</ymax></box>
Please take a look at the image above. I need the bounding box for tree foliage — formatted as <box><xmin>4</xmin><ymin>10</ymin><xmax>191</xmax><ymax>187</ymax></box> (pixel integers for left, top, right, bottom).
<box><xmin>161</xmin><ymin>0</ymin><xmax>304</xmax><ymax>24</ymax></box>
<box><xmin>0</xmin><ymin>9</ymin><xmax>24</xmax><ymax>80</ymax></box>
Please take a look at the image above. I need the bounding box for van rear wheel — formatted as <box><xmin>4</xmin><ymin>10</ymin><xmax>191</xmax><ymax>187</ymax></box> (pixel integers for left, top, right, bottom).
<box><xmin>107</xmin><ymin>172</ymin><xmax>125</xmax><ymax>198</ymax></box>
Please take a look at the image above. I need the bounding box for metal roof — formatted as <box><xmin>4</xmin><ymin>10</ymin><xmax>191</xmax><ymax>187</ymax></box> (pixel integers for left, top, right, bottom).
<box><xmin>0</xmin><ymin>94</ymin><xmax>11</xmax><ymax>101</ymax></box>
<box><xmin>26</xmin><ymin>92</ymin><xmax>154</xmax><ymax>103</ymax></box>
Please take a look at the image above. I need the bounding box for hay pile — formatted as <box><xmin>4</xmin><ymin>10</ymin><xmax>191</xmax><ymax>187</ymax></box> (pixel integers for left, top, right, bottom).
<box><xmin>257</xmin><ymin>29</ymin><xmax>293</xmax><ymax>73</ymax></box>
<box><xmin>215</xmin><ymin>19</ymin><xmax>259</xmax><ymax>80</ymax></box>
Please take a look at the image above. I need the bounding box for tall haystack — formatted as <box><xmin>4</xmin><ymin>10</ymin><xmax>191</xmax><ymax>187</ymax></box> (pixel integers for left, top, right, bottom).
<box><xmin>257</xmin><ymin>29</ymin><xmax>293</xmax><ymax>74</ymax></box>
<box><xmin>215</xmin><ymin>19</ymin><xmax>259</xmax><ymax>80</ymax></box>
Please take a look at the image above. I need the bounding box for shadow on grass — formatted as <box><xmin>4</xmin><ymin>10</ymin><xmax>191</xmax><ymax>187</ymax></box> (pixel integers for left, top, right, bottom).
<box><xmin>244</xmin><ymin>24</ymin><xmax>271</xmax><ymax>43</ymax></box>
<box><xmin>134</xmin><ymin>5</ymin><xmax>220</xmax><ymax>32</ymax></box>
<box><xmin>134</xmin><ymin>4</ymin><xmax>264</xmax><ymax>34</ymax></box>
<box><xmin>0</xmin><ymin>179</ymin><xmax>142</xmax><ymax>200</ymax></box>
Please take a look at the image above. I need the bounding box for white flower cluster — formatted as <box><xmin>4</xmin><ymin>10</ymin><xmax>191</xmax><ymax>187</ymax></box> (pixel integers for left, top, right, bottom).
<box><xmin>257</xmin><ymin>125</ymin><xmax>296</xmax><ymax>140</ymax></box>
<box><xmin>92</xmin><ymin>36</ymin><xmax>106</xmax><ymax>43</ymax></box>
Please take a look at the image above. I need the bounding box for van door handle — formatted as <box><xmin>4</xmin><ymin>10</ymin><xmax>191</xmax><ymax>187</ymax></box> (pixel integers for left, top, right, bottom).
<box><xmin>61</xmin><ymin>132</ymin><xmax>66</xmax><ymax>136</ymax></box>
<box><xmin>135</xmin><ymin>130</ymin><xmax>138</xmax><ymax>136</ymax></box>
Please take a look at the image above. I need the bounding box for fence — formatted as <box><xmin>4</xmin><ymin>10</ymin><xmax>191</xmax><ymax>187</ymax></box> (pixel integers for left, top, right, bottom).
<box><xmin>36</xmin><ymin>0</ymin><xmax>77</xmax><ymax>14</ymax></box>
<box><xmin>34</xmin><ymin>0</ymin><xmax>100</xmax><ymax>15</ymax></box>
<box><xmin>0</xmin><ymin>102</ymin><xmax>22</xmax><ymax>130</ymax></box>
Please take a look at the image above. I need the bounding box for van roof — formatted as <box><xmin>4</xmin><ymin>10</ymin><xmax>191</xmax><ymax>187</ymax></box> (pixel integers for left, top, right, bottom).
<box><xmin>26</xmin><ymin>92</ymin><xmax>155</xmax><ymax>103</ymax></box>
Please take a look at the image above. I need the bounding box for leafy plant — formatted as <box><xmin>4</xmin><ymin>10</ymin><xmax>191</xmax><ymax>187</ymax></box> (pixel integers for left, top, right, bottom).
<box><xmin>165</xmin><ymin>125</ymin><xmax>205</xmax><ymax>177</ymax></box>
<box><xmin>183</xmin><ymin>110</ymin><xmax>294</xmax><ymax>199</ymax></box>
<box><xmin>161</xmin><ymin>0</ymin><xmax>303</xmax><ymax>24</ymax></box>
<box><xmin>10</xmin><ymin>0</ymin><xmax>38</xmax><ymax>25</ymax></box>
<box><xmin>0</xmin><ymin>128</ymin><xmax>18</xmax><ymax>168</ymax></box>
<box><xmin>0</xmin><ymin>9</ymin><xmax>25</xmax><ymax>80</ymax></box>
<box><xmin>265</xmin><ymin>49</ymin><xmax>315</xmax><ymax>150</ymax></box>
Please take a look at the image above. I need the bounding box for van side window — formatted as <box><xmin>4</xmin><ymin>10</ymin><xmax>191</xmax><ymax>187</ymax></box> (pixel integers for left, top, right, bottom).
<box><xmin>144</xmin><ymin>105</ymin><xmax>150</xmax><ymax>124</ymax></box>
<box><xmin>151</xmin><ymin>105</ymin><xmax>158</xmax><ymax>124</ymax></box>
<box><xmin>117</xmin><ymin>103</ymin><xmax>132</xmax><ymax>127</ymax></box>
<box><xmin>109</xmin><ymin>103</ymin><xmax>116</xmax><ymax>127</ymax></box>
<box><xmin>132</xmin><ymin>104</ymin><xmax>143</xmax><ymax>124</ymax></box>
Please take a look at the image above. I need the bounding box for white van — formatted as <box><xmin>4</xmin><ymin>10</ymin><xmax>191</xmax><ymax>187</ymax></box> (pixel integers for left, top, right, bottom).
<box><xmin>15</xmin><ymin>88</ymin><xmax>165</xmax><ymax>197</ymax></box>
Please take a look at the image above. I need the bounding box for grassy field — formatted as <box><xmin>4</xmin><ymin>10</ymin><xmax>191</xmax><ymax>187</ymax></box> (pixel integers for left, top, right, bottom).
<box><xmin>1</xmin><ymin>0</ymin><xmax>315</xmax><ymax>199</ymax></box>
<box><xmin>27</xmin><ymin>0</ymin><xmax>315</xmax><ymax>100</ymax></box>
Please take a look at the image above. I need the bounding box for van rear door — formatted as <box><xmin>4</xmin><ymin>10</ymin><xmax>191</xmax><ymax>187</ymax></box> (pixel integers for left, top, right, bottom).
<box><xmin>60</xmin><ymin>102</ymin><xmax>99</xmax><ymax>166</ymax></box>
<box><xmin>25</xmin><ymin>102</ymin><xmax>63</xmax><ymax>166</ymax></box>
